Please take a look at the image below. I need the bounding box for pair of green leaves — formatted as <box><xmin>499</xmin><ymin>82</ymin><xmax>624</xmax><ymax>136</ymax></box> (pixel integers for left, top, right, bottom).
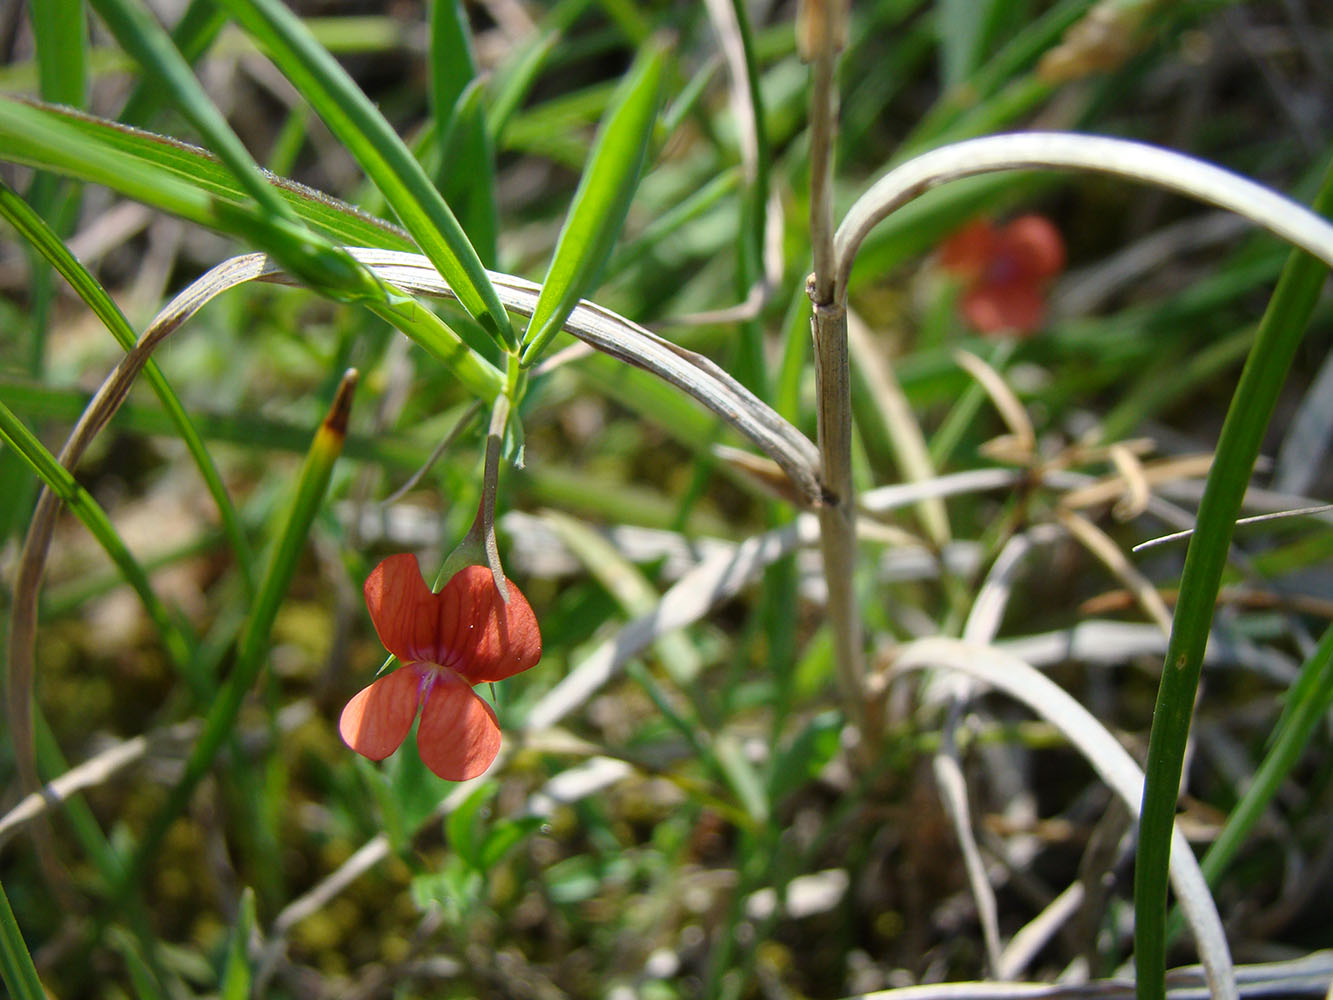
<box><xmin>1</xmin><ymin>0</ymin><xmax>665</xmax><ymax>401</ymax></box>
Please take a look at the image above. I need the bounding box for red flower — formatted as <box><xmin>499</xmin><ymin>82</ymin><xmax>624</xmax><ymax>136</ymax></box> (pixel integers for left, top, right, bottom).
<box><xmin>938</xmin><ymin>215</ymin><xmax>1065</xmax><ymax>335</ymax></box>
<box><xmin>340</xmin><ymin>554</ymin><xmax>542</xmax><ymax>781</ymax></box>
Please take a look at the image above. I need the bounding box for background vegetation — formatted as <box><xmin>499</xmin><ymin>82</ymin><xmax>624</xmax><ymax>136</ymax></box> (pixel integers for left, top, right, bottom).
<box><xmin>1</xmin><ymin>1</ymin><xmax>1332</xmax><ymax>998</ymax></box>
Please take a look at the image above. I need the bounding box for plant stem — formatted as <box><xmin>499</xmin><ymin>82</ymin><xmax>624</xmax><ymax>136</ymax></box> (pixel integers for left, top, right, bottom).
<box><xmin>802</xmin><ymin>0</ymin><xmax>870</xmax><ymax>738</ymax></box>
<box><xmin>810</xmin><ymin>298</ymin><xmax>872</xmax><ymax>739</ymax></box>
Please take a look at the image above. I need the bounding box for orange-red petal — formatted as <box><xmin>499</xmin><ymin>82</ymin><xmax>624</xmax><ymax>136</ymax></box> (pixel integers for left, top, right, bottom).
<box><xmin>364</xmin><ymin>553</ymin><xmax>447</xmax><ymax>664</ymax></box>
<box><xmin>339</xmin><ymin>666</ymin><xmax>422</xmax><ymax>761</ymax></box>
<box><xmin>999</xmin><ymin>215</ymin><xmax>1065</xmax><ymax>282</ymax></box>
<box><xmin>416</xmin><ymin>672</ymin><xmax>502</xmax><ymax>781</ymax></box>
<box><xmin>435</xmin><ymin>565</ymin><xmax>543</xmax><ymax>684</ymax></box>
<box><xmin>962</xmin><ymin>282</ymin><xmax>1046</xmax><ymax>335</ymax></box>
<box><xmin>938</xmin><ymin>219</ymin><xmax>997</xmax><ymax>279</ymax></box>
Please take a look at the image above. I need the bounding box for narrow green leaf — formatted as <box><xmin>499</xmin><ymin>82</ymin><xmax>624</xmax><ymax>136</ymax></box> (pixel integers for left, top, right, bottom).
<box><xmin>767</xmin><ymin>711</ymin><xmax>842</xmax><ymax>805</ymax></box>
<box><xmin>117</xmin><ymin>370</ymin><xmax>360</xmax><ymax>902</ymax></box>
<box><xmin>428</xmin><ymin>0</ymin><xmax>476</xmax><ymax>130</ymax></box>
<box><xmin>0</xmin><ymin>97</ymin><xmax>415</xmax><ymax>252</ymax></box>
<box><xmin>520</xmin><ymin>42</ymin><xmax>665</xmax><ymax>365</ymax></box>
<box><xmin>86</xmin><ymin>0</ymin><xmax>382</xmax><ymax>298</ymax></box>
<box><xmin>220</xmin><ymin>888</ymin><xmax>256</xmax><ymax>1000</ymax></box>
<box><xmin>438</xmin><ymin>81</ymin><xmax>499</xmax><ymax>266</ymax></box>
<box><xmin>117</xmin><ymin>0</ymin><xmax>229</xmax><ymax>125</ymax></box>
<box><xmin>0</xmin><ymin>100</ymin><xmax>503</xmax><ymax>400</ymax></box>
<box><xmin>485</xmin><ymin>0</ymin><xmax>596</xmax><ymax>147</ymax></box>
<box><xmin>428</xmin><ymin>2</ymin><xmax>497</xmax><ymax>263</ymax></box>
<box><xmin>1165</xmin><ymin>622</ymin><xmax>1333</xmax><ymax>946</ymax></box>
<box><xmin>0</xmin><ymin>399</ymin><xmax>199</xmax><ymax>688</ymax></box>
<box><xmin>105</xmin><ymin>927</ymin><xmax>172</xmax><ymax>1000</ymax></box>
<box><xmin>0</xmin><ymin>176</ymin><xmax>256</xmax><ymax>592</ymax></box>
<box><xmin>87</xmin><ymin>0</ymin><xmax>289</xmax><ymax>222</ymax></box>
<box><xmin>216</xmin><ymin>0</ymin><xmax>515</xmax><ymax>345</ymax></box>
<box><xmin>29</xmin><ymin>0</ymin><xmax>88</xmax><ymax>107</ymax></box>
<box><xmin>712</xmin><ymin>733</ymin><xmax>769</xmax><ymax>826</ymax></box>
<box><xmin>1133</xmin><ymin>160</ymin><xmax>1333</xmax><ymax>1000</ymax></box>
<box><xmin>0</xmin><ymin>880</ymin><xmax>46</xmax><ymax>1000</ymax></box>
<box><xmin>478</xmin><ymin>815</ymin><xmax>544</xmax><ymax>869</ymax></box>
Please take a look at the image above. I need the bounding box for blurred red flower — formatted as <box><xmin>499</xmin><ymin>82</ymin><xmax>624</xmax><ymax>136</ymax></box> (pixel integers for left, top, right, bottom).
<box><xmin>938</xmin><ymin>215</ymin><xmax>1065</xmax><ymax>335</ymax></box>
<box><xmin>340</xmin><ymin>554</ymin><xmax>542</xmax><ymax>781</ymax></box>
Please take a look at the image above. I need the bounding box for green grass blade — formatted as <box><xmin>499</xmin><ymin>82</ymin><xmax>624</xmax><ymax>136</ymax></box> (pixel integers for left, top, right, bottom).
<box><xmin>117</xmin><ymin>0</ymin><xmax>229</xmax><ymax>126</ymax></box>
<box><xmin>216</xmin><ymin>0</ymin><xmax>515</xmax><ymax>346</ymax></box>
<box><xmin>0</xmin><ymin>879</ymin><xmax>47</xmax><ymax>1000</ymax></box>
<box><xmin>427</xmin><ymin>0</ymin><xmax>476</xmax><ymax>134</ymax></box>
<box><xmin>1164</xmin><ymin>621</ymin><xmax>1333</xmax><ymax>945</ymax></box>
<box><xmin>220</xmin><ymin>887</ymin><xmax>257</xmax><ymax>1000</ymax></box>
<box><xmin>87</xmin><ymin>0</ymin><xmax>292</xmax><ymax>222</ymax></box>
<box><xmin>366</xmin><ymin>296</ymin><xmax>503</xmax><ymax>402</ymax></box>
<box><xmin>86</xmin><ymin>0</ymin><xmax>379</xmax><ymax>296</ymax></box>
<box><xmin>0</xmin><ymin>97</ymin><xmax>415</xmax><ymax>252</ymax></box>
<box><xmin>520</xmin><ymin>42</ymin><xmax>664</xmax><ymax>365</ymax></box>
<box><xmin>30</xmin><ymin>0</ymin><xmax>88</xmax><ymax>107</ymax></box>
<box><xmin>0</xmin><ymin>101</ymin><xmax>503</xmax><ymax>400</ymax></box>
<box><xmin>115</xmin><ymin>370</ymin><xmax>359</xmax><ymax>902</ymax></box>
<box><xmin>1133</xmin><ymin>161</ymin><xmax>1333</xmax><ymax>1000</ymax></box>
<box><xmin>0</xmin><ymin>398</ymin><xmax>199</xmax><ymax>685</ymax></box>
<box><xmin>428</xmin><ymin>0</ymin><xmax>497</xmax><ymax>263</ymax></box>
<box><xmin>486</xmin><ymin>1</ymin><xmax>589</xmax><ymax>147</ymax></box>
<box><xmin>0</xmin><ymin>176</ymin><xmax>255</xmax><ymax>592</ymax></box>
<box><xmin>438</xmin><ymin>80</ymin><xmax>499</xmax><ymax>266</ymax></box>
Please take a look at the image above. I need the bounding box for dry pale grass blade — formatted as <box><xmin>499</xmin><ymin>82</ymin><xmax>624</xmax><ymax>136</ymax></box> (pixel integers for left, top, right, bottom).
<box><xmin>113</xmin><ymin>250</ymin><xmax>823</xmax><ymax>506</ymax></box>
<box><xmin>0</xmin><ymin>726</ymin><xmax>189</xmax><ymax>847</ymax></box>
<box><xmin>953</xmin><ymin>349</ymin><xmax>1035</xmax><ymax>461</ymax></box>
<box><xmin>964</xmin><ymin>525</ymin><xmax>1064</xmax><ymax>647</ymax></box>
<box><xmin>0</xmin><ymin>701</ymin><xmax>316</xmax><ymax>850</ymax></box>
<box><xmin>925</xmin><ymin>527</ymin><xmax>1062</xmax><ymax>976</ymax></box>
<box><xmin>1052</xmin><ymin>213</ymin><xmax>1248</xmax><ymax>319</ymax></box>
<box><xmin>1059</xmin><ymin>455</ymin><xmax>1214</xmax><ymax>512</ymax></box>
<box><xmin>835</xmin><ymin>132</ymin><xmax>1333</xmax><ymax>300</ymax></box>
<box><xmin>996</xmin><ymin>881</ymin><xmax>1085</xmax><ymax>981</ymax></box>
<box><xmin>839</xmin><ymin>948</ymin><xmax>1333</xmax><ymax>1000</ymax></box>
<box><xmin>933</xmin><ymin>737</ymin><xmax>1004</xmax><ymax>976</ymax></box>
<box><xmin>703</xmin><ymin>0</ymin><xmax>757</xmax><ymax>185</ymax></box>
<box><xmin>5</xmin><ymin>254</ymin><xmax>269</xmax><ymax>831</ymax></box>
<box><xmin>1107</xmin><ymin>443</ymin><xmax>1151</xmax><ymax>520</ymax></box>
<box><xmin>889</xmin><ymin>637</ymin><xmax>1236</xmax><ymax>1000</ymax></box>
<box><xmin>860</xmin><ymin>468</ymin><xmax>1027</xmax><ymax>514</ymax></box>
<box><xmin>848</xmin><ymin>309</ymin><xmax>950</xmax><ymax>545</ymax></box>
<box><xmin>997</xmin><ymin>620</ymin><xmax>1297</xmax><ymax>686</ymax></box>
<box><xmin>1132</xmin><ymin>503</ymin><xmax>1333</xmax><ymax>553</ymax></box>
<box><xmin>527</xmin><ymin>469</ymin><xmax>1047</xmax><ymax>734</ymax></box>
<box><xmin>1274</xmin><ymin>348</ymin><xmax>1333</xmax><ymax>496</ymax></box>
<box><xmin>525</xmin><ymin>517</ymin><xmax>816</xmax><ymax>731</ymax></box>
<box><xmin>1056</xmin><ymin>508</ymin><xmax>1173</xmax><ymax>635</ymax></box>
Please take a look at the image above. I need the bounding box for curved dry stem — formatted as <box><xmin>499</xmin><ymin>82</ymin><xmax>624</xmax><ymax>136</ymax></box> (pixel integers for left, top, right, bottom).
<box><xmin>267</xmin><ymin>249</ymin><xmax>824</xmax><ymax>507</ymax></box>
<box><xmin>4</xmin><ymin>256</ymin><xmax>258</xmax><ymax>824</ymax></box>
<box><xmin>889</xmin><ymin>637</ymin><xmax>1236</xmax><ymax>1000</ymax></box>
<box><xmin>835</xmin><ymin>132</ymin><xmax>1333</xmax><ymax>301</ymax></box>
